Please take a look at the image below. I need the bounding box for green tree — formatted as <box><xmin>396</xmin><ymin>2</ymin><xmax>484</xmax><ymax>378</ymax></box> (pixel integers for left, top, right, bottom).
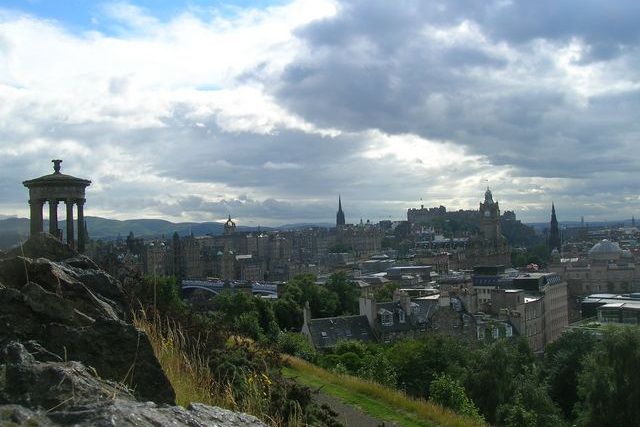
<box><xmin>273</xmin><ymin>296</ymin><xmax>303</xmax><ymax>330</ymax></box>
<box><xmin>325</xmin><ymin>272</ymin><xmax>359</xmax><ymax>315</ymax></box>
<box><xmin>389</xmin><ymin>335</ymin><xmax>468</xmax><ymax>399</ymax></box>
<box><xmin>575</xmin><ymin>326</ymin><xmax>640</xmax><ymax>427</ymax></box>
<box><xmin>429</xmin><ymin>374</ymin><xmax>483</xmax><ymax>423</ymax></box>
<box><xmin>465</xmin><ymin>338</ymin><xmax>534</xmax><ymax>424</ymax></box>
<box><xmin>373</xmin><ymin>282</ymin><xmax>401</xmax><ymax>302</ymax></box>
<box><xmin>279</xmin><ymin>274</ymin><xmax>340</xmax><ymax>319</ymax></box>
<box><xmin>277</xmin><ymin>332</ymin><xmax>318</xmax><ymax>362</ymax></box>
<box><xmin>496</xmin><ymin>367</ymin><xmax>566</xmax><ymax>427</ymax></box>
<box><xmin>131</xmin><ymin>275</ymin><xmax>185</xmax><ymax>314</ymax></box>
<box><xmin>357</xmin><ymin>353</ymin><xmax>398</xmax><ymax>388</ymax></box>
<box><xmin>544</xmin><ymin>329</ymin><xmax>598</xmax><ymax>419</ymax></box>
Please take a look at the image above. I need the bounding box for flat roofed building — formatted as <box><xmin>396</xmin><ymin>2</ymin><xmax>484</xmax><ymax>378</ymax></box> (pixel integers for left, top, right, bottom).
<box><xmin>597</xmin><ymin>301</ymin><xmax>640</xmax><ymax>324</ymax></box>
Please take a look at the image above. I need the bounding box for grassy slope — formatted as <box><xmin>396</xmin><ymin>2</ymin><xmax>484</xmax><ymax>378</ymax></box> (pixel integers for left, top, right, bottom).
<box><xmin>283</xmin><ymin>356</ymin><xmax>486</xmax><ymax>427</ymax></box>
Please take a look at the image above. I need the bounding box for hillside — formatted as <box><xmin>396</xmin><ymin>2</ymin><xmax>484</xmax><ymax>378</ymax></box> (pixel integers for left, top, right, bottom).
<box><xmin>0</xmin><ymin>216</ymin><xmax>270</xmax><ymax>249</ymax></box>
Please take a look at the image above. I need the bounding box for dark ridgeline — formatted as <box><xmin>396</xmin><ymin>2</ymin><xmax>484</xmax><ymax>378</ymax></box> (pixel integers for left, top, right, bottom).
<box><xmin>549</xmin><ymin>203</ymin><xmax>561</xmax><ymax>253</ymax></box>
<box><xmin>336</xmin><ymin>195</ymin><xmax>345</xmax><ymax>226</ymax></box>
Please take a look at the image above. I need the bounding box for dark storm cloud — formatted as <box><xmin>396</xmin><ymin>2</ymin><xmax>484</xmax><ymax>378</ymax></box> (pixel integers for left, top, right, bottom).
<box><xmin>269</xmin><ymin>0</ymin><xmax>640</xmax><ymax>190</ymax></box>
<box><xmin>481</xmin><ymin>1</ymin><xmax>640</xmax><ymax>62</ymax></box>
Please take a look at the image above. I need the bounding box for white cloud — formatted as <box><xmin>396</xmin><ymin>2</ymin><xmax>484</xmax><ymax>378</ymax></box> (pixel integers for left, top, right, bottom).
<box><xmin>1</xmin><ymin>0</ymin><xmax>639</xmax><ymax>224</ymax></box>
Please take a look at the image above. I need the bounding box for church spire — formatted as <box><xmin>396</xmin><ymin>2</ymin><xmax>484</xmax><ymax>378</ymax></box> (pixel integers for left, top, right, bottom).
<box><xmin>336</xmin><ymin>195</ymin><xmax>345</xmax><ymax>227</ymax></box>
<box><xmin>549</xmin><ymin>203</ymin><xmax>561</xmax><ymax>254</ymax></box>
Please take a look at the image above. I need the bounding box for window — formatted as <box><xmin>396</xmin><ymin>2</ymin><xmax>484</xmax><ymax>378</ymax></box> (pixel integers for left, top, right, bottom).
<box><xmin>399</xmin><ymin>310</ymin><xmax>406</xmax><ymax>323</ymax></box>
<box><xmin>381</xmin><ymin>312</ymin><xmax>393</xmax><ymax>326</ymax></box>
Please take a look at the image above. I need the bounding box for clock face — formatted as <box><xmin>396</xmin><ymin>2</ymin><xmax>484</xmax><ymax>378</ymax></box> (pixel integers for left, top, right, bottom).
<box><xmin>484</xmin><ymin>210</ymin><xmax>490</xmax><ymax>217</ymax></box>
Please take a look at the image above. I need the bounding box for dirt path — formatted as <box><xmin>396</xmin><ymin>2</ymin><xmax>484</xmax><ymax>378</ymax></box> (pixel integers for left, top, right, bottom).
<box><xmin>313</xmin><ymin>390</ymin><xmax>401</xmax><ymax>427</ymax></box>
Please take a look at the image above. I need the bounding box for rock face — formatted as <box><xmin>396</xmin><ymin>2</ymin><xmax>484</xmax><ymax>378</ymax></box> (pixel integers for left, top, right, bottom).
<box><xmin>0</xmin><ymin>233</ymin><xmax>266</xmax><ymax>426</ymax></box>
<box><xmin>0</xmin><ymin>234</ymin><xmax>172</xmax><ymax>404</ymax></box>
<box><xmin>0</xmin><ymin>342</ymin><xmax>266</xmax><ymax>426</ymax></box>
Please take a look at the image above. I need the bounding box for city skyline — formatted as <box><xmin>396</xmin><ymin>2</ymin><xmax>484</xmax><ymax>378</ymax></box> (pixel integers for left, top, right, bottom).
<box><xmin>1</xmin><ymin>1</ymin><xmax>640</xmax><ymax>225</ymax></box>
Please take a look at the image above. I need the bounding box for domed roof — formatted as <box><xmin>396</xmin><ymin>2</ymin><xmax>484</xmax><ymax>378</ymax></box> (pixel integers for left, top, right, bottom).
<box><xmin>224</xmin><ymin>214</ymin><xmax>236</xmax><ymax>227</ymax></box>
<box><xmin>588</xmin><ymin>239</ymin><xmax>622</xmax><ymax>257</ymax></box>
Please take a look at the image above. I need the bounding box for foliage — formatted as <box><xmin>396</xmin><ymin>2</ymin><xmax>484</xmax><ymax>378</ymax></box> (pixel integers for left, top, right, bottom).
<box><xmin>274</xmin><ymin>273</ymin><xmax>360</xmax><ymax>331</ymax></box>
<box><xmin>125</xmin><ymin>271</ymin><xmax>339</xmax><ymax>426</ymax></box>
<box><xmin>128</xmin><ymin>275</ymin><xmax>186</xmax><ymax>314</ymax></box>
<box><xmin>213</xmin><ymin>291</ymin><xmax>279</xmax><ymax>343</ymax></box>
<box><xmin>464</xmin><ymin>338</ymin><xmax>534</xmax><ymax>424</ymax></box>
<box><xmin>389</xmin><ymin>335</ymin><xmax>469</xmax><ymax>399</ymax></box>
<box><xmin>325</xmin><ymin>271</ymin><xmax>359</xmax><ymax>315</ymax></box>
<box><xmin>574</xmin><ymin>326</ymin><xmax>640</xmax><ymax>427</ymax></box>
<box><xmin>373</xmin><ymin>281</ymin><xmax>402</xmax><ymax>302</ymax></box>
<box><xmin>511</xmin><ymin>244</ymin><xmax>550</xmax><ymax>268</ymax></box>
<box><xmin>495</xmin><ymin>367</ymin><xmax>566</xmax><ymax>427</ymax></box>
<box><xmin>429</xmin><ymin>374</ymin><xmax>484</xmax><ymax>423</ymax></box>
<box><xmin>276</xmin><ymin>332</ymin><xmax>319</xmax><ymax>363</ymax></box>
<box><xmin>544</xmin><ymin>329</ymin><xmax>598</xmax><ymax>419</ymax></box>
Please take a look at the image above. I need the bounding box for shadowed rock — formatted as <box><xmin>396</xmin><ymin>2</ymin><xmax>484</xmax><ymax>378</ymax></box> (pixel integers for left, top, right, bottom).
<box><xmin>0</xmin><ymin>234</ymin><xmax>174</xmax><ymax>404</ymax></box>
<box><xmin>0</xmin><ymin>342</ymin><xmax>266</xmax><ymax>426</ymax></box>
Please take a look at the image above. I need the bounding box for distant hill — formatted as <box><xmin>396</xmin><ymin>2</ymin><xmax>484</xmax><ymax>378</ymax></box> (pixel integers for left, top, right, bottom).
<box><xmin>525</xmin><ymin>219</ymin><xmax>634</xmax><ymax>232</ymax></box>
<box><xmin>0</xmin><ymin>216</ymin><xmax>333</xmax><ymax>250</ymax></box>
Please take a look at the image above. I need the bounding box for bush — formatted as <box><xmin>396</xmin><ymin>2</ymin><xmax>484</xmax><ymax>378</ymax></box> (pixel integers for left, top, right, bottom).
<box><xmin>429</xmin><ymin>374</ymin><xmax>484</xmax><ymax>423</ymax></box>
<box><xmin>277</xmin><ymin>332</ymin><xmax>318</xmax><ymax>362</ymax></box>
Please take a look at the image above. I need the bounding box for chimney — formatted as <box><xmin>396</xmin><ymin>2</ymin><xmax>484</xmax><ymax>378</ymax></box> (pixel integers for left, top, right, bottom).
<box><xmin>359</xmin><ymin>295</ymin><xmax>376</xmax><ymax>329</ymax></box>
<box><xmin>303</xmin><ymin>301</ymin><xmax>312</xmax><ymax>326</ymax></box>
<box><xmin>393</xmin><ymin>289</ymin><xmax>411</xmax><ymax>314</ymax></box>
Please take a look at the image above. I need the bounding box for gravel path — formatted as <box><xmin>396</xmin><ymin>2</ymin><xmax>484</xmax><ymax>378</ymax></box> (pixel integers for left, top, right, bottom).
<box><xmin>313</xmin><ymin>391</ymin><xmax>401</xmax><ymax>427</ymax></box>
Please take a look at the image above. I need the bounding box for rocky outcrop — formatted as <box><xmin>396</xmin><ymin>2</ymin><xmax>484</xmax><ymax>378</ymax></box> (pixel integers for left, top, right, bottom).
<box><xmin>0</xmin><ymin>342</ymin><xmax>266</xmax><ymax>426</ymax></box>
<box><xmin>0</xmin><ymin>236</ymin><xmax>172</xmax><ymax>404</ymax></box>
<box><xmin>0</xmin><ymin>233</ymin><xmax>268</xmax><ymax>425</ymax></box>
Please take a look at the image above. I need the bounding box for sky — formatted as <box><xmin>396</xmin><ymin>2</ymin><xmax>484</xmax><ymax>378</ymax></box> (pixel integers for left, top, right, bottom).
<box><xmin>1</xmin><ymin>0</ymin><xmax>640</xmax><ymax>226</ymax></box>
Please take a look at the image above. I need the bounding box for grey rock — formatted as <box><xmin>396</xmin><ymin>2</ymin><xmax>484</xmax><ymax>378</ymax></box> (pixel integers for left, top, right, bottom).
<box><xmin>3</xmin><ymin>232</ymin><xmax>77</xmax><ymax>262</ymax></box>
<box><xmin>0</xmin><ymin>343</ymin><xmax>266</xmax><ymax>426</ymax></box>
<box><xmin>0</xmin><ymin>401</ymin><xmax>267</xmax><ymax>426</ymax></box>
<box><xmin>0</xmin><ymin>239</ymin><xmax>174</xmax><ymax>404</ymax></box>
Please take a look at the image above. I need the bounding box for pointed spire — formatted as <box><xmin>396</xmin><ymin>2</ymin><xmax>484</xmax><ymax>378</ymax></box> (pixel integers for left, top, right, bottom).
<box><xmin>549</xmin><ymin>203</ymin><xmax>561</xmax><ymax>254</ymax></box>
<box><xmin>336</xmin><ymin>194</ymin><xmax>345</xmax><ymax>226</ymax></box>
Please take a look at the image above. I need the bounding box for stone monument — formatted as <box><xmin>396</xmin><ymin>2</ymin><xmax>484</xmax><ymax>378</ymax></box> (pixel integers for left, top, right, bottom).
<box><xmin>23</xmin><ymin>159</ymin><xmax>91</xmax><ymax>252</ymax></box>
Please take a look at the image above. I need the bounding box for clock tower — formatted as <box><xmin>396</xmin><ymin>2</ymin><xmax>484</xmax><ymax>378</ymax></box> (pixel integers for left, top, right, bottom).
<box><xmin>479</xmin><ymin>187</ymin><xmax>501</xmax><ymax>243</ymax></box>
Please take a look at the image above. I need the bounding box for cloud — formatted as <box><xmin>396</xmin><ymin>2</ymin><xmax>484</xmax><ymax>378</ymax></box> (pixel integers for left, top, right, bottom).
<box><xmin>1</xmin><ymin>0</ymin><xmax>640</xmax><ymax>225</ymax></box>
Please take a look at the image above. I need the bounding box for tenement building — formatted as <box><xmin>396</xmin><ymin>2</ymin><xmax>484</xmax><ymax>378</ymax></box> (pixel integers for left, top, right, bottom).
<box><xmin>489</xmin><ymin>272</ymin><xmax>569</xmax><ymax>352</ymax></box>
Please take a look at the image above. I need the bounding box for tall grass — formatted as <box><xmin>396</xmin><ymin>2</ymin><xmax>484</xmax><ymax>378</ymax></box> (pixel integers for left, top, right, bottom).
<box><xmin>133</xmin><ymin>309</ymin><xmax>300</xmax><ymax>426</ymax></box>
<box><xmin>284</xmin><ymin>355</ymin><xmax>486</xmax><ymax>427</ymax></box>
<box><xmin>132</xmin><ymin>309</ymin><xmax>214</xmax><ymax>407</ymax></box>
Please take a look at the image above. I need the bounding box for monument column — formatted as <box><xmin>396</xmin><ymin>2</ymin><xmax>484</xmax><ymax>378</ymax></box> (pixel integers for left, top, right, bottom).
<box><xmin>66</xmin><ymin>199</ymin><xmax>75</xmax><ymax>249</ymax></box>
<box><xmin>29</xmin><ymin>199</ymin><xmax>44</xmax><ymax>235</ymax></box>
<box><xmin>77</xmin><ymin>199</ymin><xmax>85</xmax><ymax>253</ymax></box>
<box><xmin>49</xmin><ymin>199</ymin><xmax>59</xmax><ymax>237</ymax></box>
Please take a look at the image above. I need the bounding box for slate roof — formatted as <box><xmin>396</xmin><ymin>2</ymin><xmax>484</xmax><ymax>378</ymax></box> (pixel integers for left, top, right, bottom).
<box><xmin>307</xmin><ymin>315</ymin><xmax>374</xmax><ymax>348</ymax></box>
<box><xmin>375</xmin><ymin>299</ymin><xmax>438</xmax><ymax>333</ymax></box>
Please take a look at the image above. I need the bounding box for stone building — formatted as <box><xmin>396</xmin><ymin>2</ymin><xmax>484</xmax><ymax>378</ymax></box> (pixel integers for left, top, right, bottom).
<box><xmin>301</xmin><ymin>289</ymin><xmax>438</xmax><ymax>348</ymax></box>
<box><xmin>490</xmin><ymin>273</ymin><xmax>568</xmax><ymax>352</ymax></box>
<box><xmin>550</xmin><ymin>239</ymin><xmax>640</xmax><ymax>321</ymax></box>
